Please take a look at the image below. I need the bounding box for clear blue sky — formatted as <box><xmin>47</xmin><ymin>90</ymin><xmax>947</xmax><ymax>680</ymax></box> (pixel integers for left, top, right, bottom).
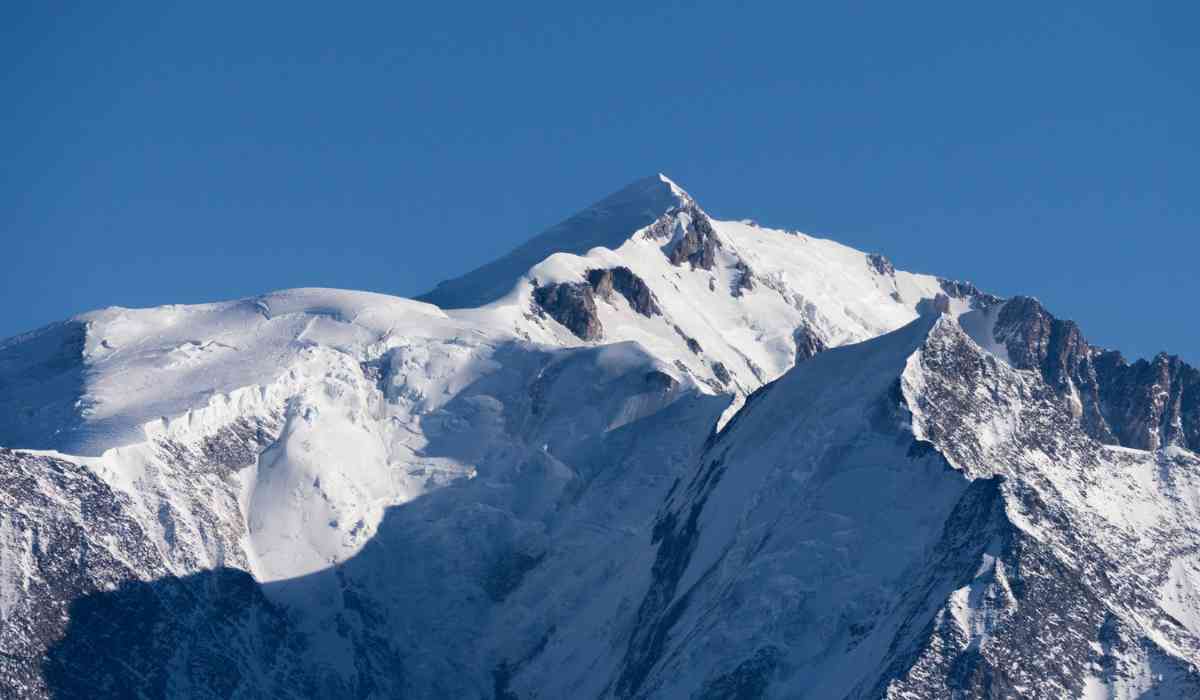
<box><xmin>3</xmin><ymin>2</ymin><xmax>1197</xmax><ymax>361</ymax></box>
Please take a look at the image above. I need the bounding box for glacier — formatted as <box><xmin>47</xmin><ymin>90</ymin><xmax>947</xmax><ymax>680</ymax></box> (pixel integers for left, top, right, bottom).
<box><xmin>1</xmin><ymin>175</ymin><xmax>1199</xmax><ymax>698</ymax></box>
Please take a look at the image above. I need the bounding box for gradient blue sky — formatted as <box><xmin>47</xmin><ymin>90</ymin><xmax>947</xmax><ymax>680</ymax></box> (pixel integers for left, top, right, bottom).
<box><xmin>4</xmin><ymin>2</ymin><xmax>1197</xmax><ymax>361</ymax></box>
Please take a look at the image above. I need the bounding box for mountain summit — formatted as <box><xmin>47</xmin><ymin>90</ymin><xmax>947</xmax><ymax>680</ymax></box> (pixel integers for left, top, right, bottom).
<box><xmin>2</xmin><ymin>177</ymin><xmax>1199</xmax><ymax>698</ymax></box>
<box><xmin>418</xmin><ymin>174</ymin><xmax>692</xmax><ymax>309</ymax></box>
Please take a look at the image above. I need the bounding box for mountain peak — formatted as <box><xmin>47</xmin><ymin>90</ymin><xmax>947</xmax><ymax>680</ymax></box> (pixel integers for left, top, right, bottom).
<box><xmin>654</xmin><ymin>172</ymin><xmax>694</xmax><ymax>202</ymax></box>
<box><xmin>417</xmin><ymin>174</ymin><xmax>692</xmax><ymax>309</ymax></box>
<box><xmin>10</xmin><ymin>174</ymin><xmax>1200</xmax><ymax>699</ymax></box>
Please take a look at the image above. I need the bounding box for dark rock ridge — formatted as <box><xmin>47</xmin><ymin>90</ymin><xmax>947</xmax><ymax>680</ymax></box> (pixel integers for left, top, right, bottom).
<box><xmin>533</xmin><ymin>266</ymin><xmax>662</xmax><ymax>341</ymax></box>
<box><xmin>867</xmin><ymin>253</ymin><xmax>895</xmax><ymax>277</ymax></box>
<box><xmin>532</xmin><ymin>281</ymin><xmax>602</xmax><ymax>341</ymax></box>
<box><xmin>673</xmin><ymin>325</ymin><xmax>703</xmax><ymax>355</ymax></box>
<box><xmin>939</xmin><ymin>277</ymin><xmax>1003</xmax><ymax>309</ymax></box>
<box><xmin>586</xmin><ymin>266</ymin><xmax>661</xmax><ymax>318</ymax></box>
<box><xmin>730</xmin><ymin>259</ymin><xmax>755</xmax><ymax>297</ymax></box>
<box><xmin>154</xmin><ymin>413</ymin><xmax>283</xmax><ymax>477</ymax></box>
<box><xmin>869</xmin><ymin>472</ymin><xmax>1200</xmax><ymax>699</ymax></box>
<box><xmin>792</xmin><ymin>325</ymin><xmax>827</xmax><ymax>363</ymax></box>
<box><xmin>1096</xmin><ymin>350</ymin><xmax>1200</xmax><ymax>451</ymax></box>
<box><xmin>665</xmin><ymin>206</ymin><xmax>721</xmax><ymax>271</ymax></box>
<box><xmin>993</xmin><ymin>296</ymin><xmax>1200</xmax><ymax>451</ymax></box>
<box><xmin>885</xmin><ymin>317</ymin><xmax>1200</xmax><ymax>698</ymax></box>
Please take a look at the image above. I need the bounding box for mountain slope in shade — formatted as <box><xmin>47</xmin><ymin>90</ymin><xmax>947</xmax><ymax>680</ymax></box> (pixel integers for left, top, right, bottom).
<box><xmin>541</xmin><ymin>311</ymin><xmax>1200</xmax><ymax>698</ymax></box>
<box><xmin>1</xmin><ymin>175</ymin><xmax>1198</xmax><ymax>699</ymax></box>
<box><xmin>417</xmin><ymin>175</ymin><xmax>691</xmax><ymax>310</ymax></box>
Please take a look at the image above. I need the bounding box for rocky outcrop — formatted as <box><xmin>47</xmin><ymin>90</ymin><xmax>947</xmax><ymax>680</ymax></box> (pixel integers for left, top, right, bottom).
<box><xmin>154</xmin><ymin>414</ymin><xmax>283</xmax><ymax>476</ymax></box>
<box><xmin>868</xmin><ymin>253</ymin><xmax>895</xmax><ymax>277</ymax></box>
<box><xmin>992</xmin><ymin>296</ymin><xmax>1123</xmax><ymax>446</ymax></box>
<box><xmin>666</xmin><ymin>207</ymin><xmax>720</xmax><ymax>271</ymax></box>
<box><xmin>586</xmin><ymin>266</ymin><xmax>661</xmax><ymax>317</ymax></box>
<box><xmin>1095</xmin><ymin>350</ymin><xmax>1200</xmax><ymax>451</ymax></box>
<box><xmin>889</xmin><ymin>317</ymin><xmax>1200</xmax><ymax>698</ymax></box>
<box><xmin>730</xmin><ymin>259</ymin><xmax>755</xmax><ymax>297</ymax></box>
<box><xmin>673</xmin><ymin>325</ymin><xmax>703</xmax><ymax>355</ymax></box>
<box><xmin>939</xmin><ymin>278</ymin><xmax>1003</xmax><ymax>309</ymax></box>
<box><xmin>534</xmin><ymin>267</ymin><xmax>663</xmax><ymax>340</ymax></box>
<box><xmin>992</xmin><ymin>296</ymin><xmax>1200</xmax><ymax>451</ymax></box>
<box><xmin>792</xmin><ymin>325</ymin><xmax>827</xmax><ymax>363</ymax></box>
<box><xmin>532</xmin><ymin>282</ymin><xmax>602</xmax><ymax>341</ymax></box>
<box><xmin>44</xmin><ymin>567</ymin><xmax>308</xmax><ymax>700</ymax></box>
<box><xmin>0</xmin><ymin>449</ymin><xmax>307</xmax><ymax>699</ymax></box>
<box><xmin>876</xmin><ymin>481</ymin><xmax>1200</xmax><ymax>700</ymax></box>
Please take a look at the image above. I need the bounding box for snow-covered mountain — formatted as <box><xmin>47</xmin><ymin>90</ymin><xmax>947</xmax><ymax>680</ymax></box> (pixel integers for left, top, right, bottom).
<box><xmin>2</xmin><ymin>175</ymin><xmax>1198</xmax><ymax>698</ymax></box>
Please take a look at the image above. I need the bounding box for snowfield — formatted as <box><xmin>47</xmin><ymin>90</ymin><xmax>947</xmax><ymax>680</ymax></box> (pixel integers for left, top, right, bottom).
<box><xmin>1</xmin><ymin>175</ymin><xmax>1198</xmax><ymax>698</ymax></box>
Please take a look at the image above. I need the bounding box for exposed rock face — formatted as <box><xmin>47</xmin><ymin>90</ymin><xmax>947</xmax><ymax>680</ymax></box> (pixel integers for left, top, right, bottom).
<box><xmin>711</xmin><ymin>361</ymin><xmax>732</xmax><ymax>386</ymax></box>
<box><xmin>586</xmin><ymin>267</ymin><xmax>661</xmax><ymax>318</ymax></box>
<box><xmin>155</xmin><ymin>414</ymin><xmax>282</xmax><ymax>476</ymax></box>
<box><xmin>932</xmin><ymin>292</ymin><xmax>952</xmax><ymax>315</ymax></box>
<box><xmin>532</xmin><ymin>266</ymin><xmax>670</xmax><ymax>341</ymax></box>
<box><xmin>730</xmin><ymin>259</ymin><xmax>755</xmax><ymax>297</ymax></box>
<box><xmin>643</xmin><ymin>370</ymin><xmax>677</xmax><ymax>393</ymax></box>
<box><xmin>992</xmin><ymin>296</ymin><xmax>1200</xmax><ymax>451</ymax></box>
<box><xmin>673</xmin><ymin>325</ymin><xmax>703</xmax><ymax>355</ymax></box>
<box><xmin>867</xmin><ymin>253</ymin><xmax>895</xmax><ymax>277</ymax></box>
<box><xmin>666</xmin><ymin>207</ymin><xmax>720</xmax><ymax>271</ymax></box>
<box><xmin>45</xmin><ymin>568</ymin><xmax>309</xmax><ymax>700</ymax></box>
<box><xmin>532</xmin><ymin>282</ymin><xmax>602</xmax><ymax>341</ymax></box>
<box><xmin>992</xmin><ymin>296</ymin><xmax>1123</xmax><ymax>445</ymax></box>
<box><xmin>643</xmin><ymin>209</ymin><xmax>679</xmax><ymax>241</ymax></box>
<box><xmin>890</xmin><ymin>318</ymin><xmax>1200</xmax><ymax>699</ymax></box>
<box><xmin>742</xmin><ymin>354</ymin><xmax>767</xmax><ymax>384</ymax></box>
<box><xmin>1095</xmin><ymin>350</ymin><xmax>1200</xmax><ymax>451</ymax></box>
<box><xmin>792</xmin><ymin>325</ymin><xmax>827</xmax><ymax>362</ymax></box>
<box><xmin>0</xmin><ymin>449</ymin><xmax>154</xmax><ymax>698</ymax></box>
<box><xmin>0</xmin><ymin>449</ymin><xmax>306</xmax><ymax>699</ymax></box>
<box><xmin>939</xmin><ymin>278</ymin><xmax>1003</xmax><ymax>309</ymax></box>
<box><xmin>534</xmin><ymin>267</ymin><xmax>663</xmax><ymax>340</ymax></box>
<box><xmin>994</xmin><ymin>296</ymin><xmax>1064</xmax><ymax>371</ymax></box>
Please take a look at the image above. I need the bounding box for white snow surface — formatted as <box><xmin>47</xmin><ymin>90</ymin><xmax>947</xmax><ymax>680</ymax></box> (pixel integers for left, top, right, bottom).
<box><xmin>4</xmin><ymin>175</ymin><xmax>1198</xmax><ymax>698</ymax></box>
<box><xmin>501</xmin><ymin>313</ymin><xmax>1200</xmax><ymax>698</ymax></box>
<box><xmin>1</xmin><ymin>177</ymin><xmax>944</xmax><ymax>459</ymax></box>
<box><xmin>0</xmin><ymin>177</ymin><xmax>951</xmax><ymax>588</ymax></box>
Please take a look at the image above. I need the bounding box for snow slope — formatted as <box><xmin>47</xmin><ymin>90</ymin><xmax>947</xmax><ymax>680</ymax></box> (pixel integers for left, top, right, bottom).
<box><xmin>1</xmin><ymin>176</ymin><xmax>954</xmax><ymax>459</ymax></box>
<box><xmin>1</xmin><ymin>174</ymin><xmax>1198</xmax><ymax>699</ymax></box>
<box><xmin>520</xmin><ymin>311</ymin><xmax>1200</xmax><ymax>698</ymax></box>
<box><xmin>418</xmin><ymin>174</ymin><xmax>691</xmax><ymax>309</ymax></box>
